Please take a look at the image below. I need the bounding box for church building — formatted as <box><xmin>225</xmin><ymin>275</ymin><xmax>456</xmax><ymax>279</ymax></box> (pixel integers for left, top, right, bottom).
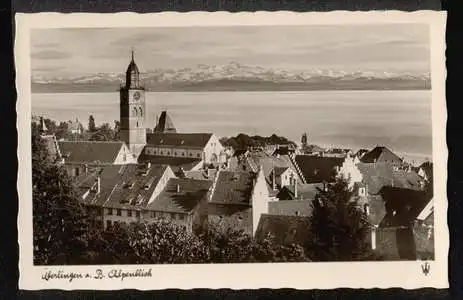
<box><xmin>119</xmin><ymin>51</ymin><xmax>147</xmax><ymax>157</ymax></box>
<box><xmin>118</xmin><ymin>52</ymin><xmax>227</xmax><ymax>168</ymax></box>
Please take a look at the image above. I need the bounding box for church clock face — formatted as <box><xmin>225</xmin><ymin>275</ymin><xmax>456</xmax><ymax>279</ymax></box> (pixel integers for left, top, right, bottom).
<box><xmin>133</xmin><ymin>91</ymin><xmax>141</xmax><ymax>101</ymax></box>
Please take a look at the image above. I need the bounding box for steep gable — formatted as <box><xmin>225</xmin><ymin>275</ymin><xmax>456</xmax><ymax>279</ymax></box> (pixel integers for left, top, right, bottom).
<box><xmin>360</xmin><ymin>146</ymin><xmax>403</xmax><ymax>164</ymax></box>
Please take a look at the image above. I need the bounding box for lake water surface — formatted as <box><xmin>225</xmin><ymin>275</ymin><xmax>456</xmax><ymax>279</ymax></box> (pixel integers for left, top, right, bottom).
<box><xmin>32</xmin><ymin>90</ymin><xmax>432</xmax><ymax>163</ymax></box>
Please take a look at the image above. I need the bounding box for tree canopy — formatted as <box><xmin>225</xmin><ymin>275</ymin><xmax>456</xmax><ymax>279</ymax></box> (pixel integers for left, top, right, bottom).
<box><xmin>220</xmin><ymin>133</ymin><xmax>296</xmax><ymax>150</ymax></box>
<box><xmin>308</xmin><ymin>178</ymin><xmax>377</xmax><ymax>261</ymax></box>
<box><xmin>32</xmin><ymin>130</ymin><xmax>90</xmax><ymax>265</ymax></box>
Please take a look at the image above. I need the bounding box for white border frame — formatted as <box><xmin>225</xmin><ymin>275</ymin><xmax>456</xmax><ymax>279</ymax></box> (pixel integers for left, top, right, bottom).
<box><xmin>16</xmin><ymin>11</ymin><xmax>448</xmax><ymax>290</ymax></box>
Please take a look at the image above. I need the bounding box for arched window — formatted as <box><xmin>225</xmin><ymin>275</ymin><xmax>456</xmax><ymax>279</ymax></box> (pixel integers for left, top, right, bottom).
<box><xmin>139</xmin><ymin>107</ymin><xmax>143</xmax><ymax>117</ymax></box>
<box><xmin>132</xmin><ymin>107</ymin><xmax>137</xmax><ymax>117</ymax></box>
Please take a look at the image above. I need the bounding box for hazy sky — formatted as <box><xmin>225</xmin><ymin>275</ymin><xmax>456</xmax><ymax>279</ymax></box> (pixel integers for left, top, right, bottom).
<box><xmin>31</xmin><ymin>24</ymin><xmax>430</xmax><ymax>78</ymax></box>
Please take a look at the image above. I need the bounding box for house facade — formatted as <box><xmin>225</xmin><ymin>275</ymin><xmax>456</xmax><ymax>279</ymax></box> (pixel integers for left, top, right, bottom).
<box><xmin>207</xmin><ymin>168</ymin><xmax>270</xmax><ymax>235</ymax></box>
<box><xmin>144</xmin><ymin>132</ymin><xmax>226</xmax><ymax>167</ymax></box>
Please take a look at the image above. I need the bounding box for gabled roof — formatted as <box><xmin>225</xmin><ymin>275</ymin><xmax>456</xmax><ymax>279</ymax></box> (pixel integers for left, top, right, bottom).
<box><xmin>154</xmin><ymin>111</ymin><xmax>177</xmax><ymax>133</ymax></box>
<box><xmin>255</xmin><ymin>214</ymin><xmax>311</xmax><ymax>247</ymax></box>
<box><xmin>146</xmin><ymin>178</ymin><xmax>212</xmax><ymax>213</ymax></box>
<box><xmin>210</xmin><ymin>171</ymin><xmax>255</xmax><ymax>205</ymax></box>
<box><xmin>272</xmin><ymin>146</ymin><xmax>294</xmax><ymax>156</ymax></box>
<box><xmin>272</xmin><ymin>166</ymin><xmax>290</xmax><ymax>177</ymax></box>
<box><xmin>360</xmin><ymin>146</ymin><xmax>403</xmax><ymax>164</ymax></box>
<box><xmin>356</xmin><ymin>162</ymin><xmax>422</xmax><ymax>195</ymax></box>
<box><xmin>294</xmin><ymin>155</ymin><xmax>344</xmax><ymax>184</ymax></box>
<box><xmin>378</xmin><ymin>186</ymin><xmax>431</xmax><ymax>228</ymax></box>
<box><xmin>80</xmin><ymin>164</ymin><xmax>170</xmax><ymax>209</ymax></box>
<box><xmin>58</xmin><ymin>141</ymin><xmax>125</xmax><ymax>164</ymax></box>
<box><xmin>40</xmin><ymin>134</ymin><xmax>62</xmax><ymax>161</ymax></box>
<box><xmin>277</xmin><ymin>183</ymin><xmax>323</xmax><ymax>201</ymax></box>
<box><xmin>138</xmin><ymin>154</ymin><xmax>202</xmax><ymax>172</ymax></box>
<box><xmin>146</xmin><ymin>132</ymin><xmax>213</xmax><ymax>149</ymax></box>
<box><xmin>268</xmin><ymin>200</ymin><xmax>313</xmax><ymax>217</ymax></box>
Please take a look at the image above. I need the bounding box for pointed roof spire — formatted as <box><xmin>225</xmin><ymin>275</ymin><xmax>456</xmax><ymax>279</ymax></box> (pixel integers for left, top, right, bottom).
<box><xmin>131</xmin><ymin>47</ymin><xmax>135</xmax><ymax>61</ymax></box>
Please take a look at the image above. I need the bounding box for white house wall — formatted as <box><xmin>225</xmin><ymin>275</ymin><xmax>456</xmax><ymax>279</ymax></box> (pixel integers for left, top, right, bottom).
<box><xmin>251</xmin><ymin>168</ymin><xmax>271</xmax><ymax>236</ymax></box>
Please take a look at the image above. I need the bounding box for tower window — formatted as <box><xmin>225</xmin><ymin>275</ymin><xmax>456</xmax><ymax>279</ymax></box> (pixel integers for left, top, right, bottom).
<box><xmin>182</xmin><ymin>152</ymin><xmax>185</xmax><ymax>156</ymax></box>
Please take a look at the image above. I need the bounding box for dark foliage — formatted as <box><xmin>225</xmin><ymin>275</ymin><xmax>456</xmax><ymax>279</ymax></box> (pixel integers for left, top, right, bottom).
<box><xmin>88</xmin><ymin>115</ymin><xmax>96</xmax><ymax>132</ymax></box>
<box><xmin>220</xmin><ymin>133</ymin><xmax>296</xmax><ymax>150</ymax></box>
<box><xmin>32</xmin><ymin>130</ymin><xmax>90</xmax><ymax>265</ymax></box>
<box><xmin>308</xmin><ymin>177</ymin><xmax>377</xmax><ymax>261</ymax></box>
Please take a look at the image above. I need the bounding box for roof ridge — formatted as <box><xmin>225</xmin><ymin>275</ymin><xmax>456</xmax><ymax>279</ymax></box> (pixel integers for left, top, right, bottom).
<box><xmin>59</xmin><ymin>140</ymin><xmax>123</xmax><ymax>144</ymax></box>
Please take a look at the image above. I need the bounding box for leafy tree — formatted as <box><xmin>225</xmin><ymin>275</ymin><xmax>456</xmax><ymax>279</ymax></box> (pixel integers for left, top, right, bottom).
<box><xmin>32</xmin><ymin>130</ymin><xmax>90</xmax><ymax>265</ymax></box>
<box><xmin>220</xmin><ymin>133</ymin><xmax>296</xmax><ymax>150</ymax></box>
<box><xmin>199</xmin><ymin>220</ymin><xmax>310</xmax><ymax>263</ymax></box>
<box><xmin>309</xmin><ymin>178</ymin><xmax>375</xmax><ymax>261</ymax></box>
<box><xmin>88</xmin><ymin>115</ymin><xmax>96</xmax><ymax>132</ymax></box>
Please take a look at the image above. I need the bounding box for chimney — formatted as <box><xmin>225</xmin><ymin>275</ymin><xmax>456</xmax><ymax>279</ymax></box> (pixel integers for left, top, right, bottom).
<box><xmin>147</xmin><ymin>162</ymin><xmax>151</xmax><ymax>169</ymax></box>
<box><xmin>84</xmin><ymin>164</ymin><xmax>88</xmax><ymax>174</ymax></box>
<box><xmin>176</xmin><ymin>184</ymin><xmax>180</xmax><ymax>193</ymax></box>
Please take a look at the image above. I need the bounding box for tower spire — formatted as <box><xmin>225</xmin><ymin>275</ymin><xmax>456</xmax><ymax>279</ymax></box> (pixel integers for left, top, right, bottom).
<box><xmin>131</xmin><ymin>47</ymin><xmax>135</xmax><ymax>61</ymax></box>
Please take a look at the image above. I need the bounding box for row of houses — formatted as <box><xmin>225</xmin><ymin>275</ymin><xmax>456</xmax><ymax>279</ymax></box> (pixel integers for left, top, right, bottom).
<box><xmin>40</xmin><ymin>121</ymin><xmax>434</xmax><ymax>261</ymax></box>
<box><xmin>227</xmin><ymin>144</ymin><xmax>434</xmax><ymax>260</ymax></box>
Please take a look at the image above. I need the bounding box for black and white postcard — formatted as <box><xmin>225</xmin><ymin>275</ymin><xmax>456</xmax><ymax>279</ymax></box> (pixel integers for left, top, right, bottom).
<box><xmin>16</xmin><ymin>11</ymin><xmax>448</xmax><ymax>290</ymax></box>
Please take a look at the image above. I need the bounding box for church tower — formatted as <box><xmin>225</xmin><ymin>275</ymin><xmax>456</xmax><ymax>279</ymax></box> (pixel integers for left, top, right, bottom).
<box><xmin>119</xmin><ymin>50</ymin><xmax>146</xmax><ymax>156</ymax></box>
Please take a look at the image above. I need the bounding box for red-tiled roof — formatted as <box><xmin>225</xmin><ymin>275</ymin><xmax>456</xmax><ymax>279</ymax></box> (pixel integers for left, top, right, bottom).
<box><xmin>268</xmin><ymin>200</ymin><xmax>313</xmax><ymax>217</ymax></box>
<box><xmin>360</xmin><ymin>146</ymin><xmax>403</xmax><ymax>164</ymax></box>
<box><xmin>210</xmin><ymin>171</ymin><xmax>255</xmax><ymax>205</ymax></box>
<box><xmin>294</xmin><ymin>155</ymin><xmax>344</xmax><ymax>184</ymax></box>
<box><xmin>255</xmin><ymin>214</ymin><xmax>311</xmax><ymax>247</ymax></box>
<box><xmin>58</xmin><ymin>141</ymin><xmax>125</xmax><ymax>164</ymax></box>
<box><xmin>146</xmin><ymin>132</ymin><xmax>213</xmax><ymax>149</ymax></box>
<box><xmin>146</xmin><ymin>178</ymin><xmax>212</xmax><ymax>213</ymax></box>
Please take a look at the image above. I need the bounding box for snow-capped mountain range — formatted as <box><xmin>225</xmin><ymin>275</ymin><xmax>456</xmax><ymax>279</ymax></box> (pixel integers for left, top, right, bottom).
<box><xmin>31</xmin><ymin>62</ymin><xmax>431</xmax><ymax>93</ymax></box>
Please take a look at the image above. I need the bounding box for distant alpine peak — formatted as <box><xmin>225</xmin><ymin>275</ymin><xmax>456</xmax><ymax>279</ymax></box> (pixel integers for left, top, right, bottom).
<box><xmin>32</xmin><ymin>62</ymin><xmax>430</xmax><ymax>84</ymax></box>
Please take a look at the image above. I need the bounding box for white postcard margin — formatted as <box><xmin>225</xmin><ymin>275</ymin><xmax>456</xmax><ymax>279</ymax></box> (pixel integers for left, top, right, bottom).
<box><xmin>15</xmin><ymin>11</ymin><xmax>448</xmax><ymax>290</ymax></box>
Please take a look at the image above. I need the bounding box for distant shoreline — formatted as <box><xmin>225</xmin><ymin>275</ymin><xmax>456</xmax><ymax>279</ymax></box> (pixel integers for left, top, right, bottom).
<box><xmin>31</xmin><ymin>79</ymin><xmax>431</xmax><ymax>94</ymax></box>
<box><xmin>31</xmin><ymin>86</ymin><xmax>432</xmax><ymax>94</ymax></box>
